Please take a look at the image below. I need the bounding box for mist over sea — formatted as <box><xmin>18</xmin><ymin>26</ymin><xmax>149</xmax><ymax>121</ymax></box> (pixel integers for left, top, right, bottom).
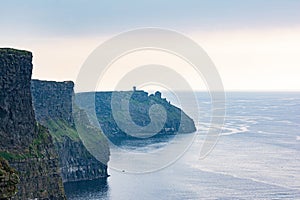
<box><xmin>65</xmin><ymin>92</ymin><xmax>300</xmax><ymax>200</ymax></box>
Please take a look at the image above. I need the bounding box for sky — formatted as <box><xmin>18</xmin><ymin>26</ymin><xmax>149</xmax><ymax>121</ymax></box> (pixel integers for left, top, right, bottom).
<box><xmin>1</xmin><ymin>0</ymin><xmax>300</xmax><ymax>91</ymax></box>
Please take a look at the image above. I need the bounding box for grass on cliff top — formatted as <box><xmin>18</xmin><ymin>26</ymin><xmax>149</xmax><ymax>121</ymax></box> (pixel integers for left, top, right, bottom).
<box><xmin>45</xmin><ymin>119</ymin><xmax>80</xmax><ymax>141</ymax></box>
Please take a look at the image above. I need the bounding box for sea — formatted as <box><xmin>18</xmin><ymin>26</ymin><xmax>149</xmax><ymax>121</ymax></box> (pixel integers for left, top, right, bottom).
<box><xmin>64</xmin><ymin>92</ymin><xmax>300</xmax><ymax>200</ymax></box>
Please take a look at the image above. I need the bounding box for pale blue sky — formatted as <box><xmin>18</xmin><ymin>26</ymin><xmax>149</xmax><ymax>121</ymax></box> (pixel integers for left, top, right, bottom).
<box><xmin>1</xmin><ymin>1</ymin><xmax>300</xmax><ymax>91</ymax></box>
<box><xmin>1</xmin><ymin>0</ymin><xmax>300</xmax><ymax>36</ymax></box>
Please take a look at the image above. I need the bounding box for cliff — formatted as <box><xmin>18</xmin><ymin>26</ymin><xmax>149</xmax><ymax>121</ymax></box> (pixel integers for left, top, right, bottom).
<box><xmin>0</xmin><ymin>48</ymin><xmax>66</xmax><ymax>199</ymax></box>
<box><xmin>31</xmin><ymin>80</ymin><xmax>110</xmax><ymax>183</ymax></box>
<box><xmin>31</xmin><ymin>80</ymin><xmax>74</xmax><ymax>126</ymax></box>
<box><xmin>0</xmin><ymin>157</ymin><xmax>19</xmax><ymax>199</ymax></box>
<box><xmin>75</xmin><ymin>90</ymin><xmax>196</xmax><ymax>143</ymax></box>
<box><xmin>0</xmin><ymin>49</ymin><xmax>35</xmax><ymax>152</ymax></box>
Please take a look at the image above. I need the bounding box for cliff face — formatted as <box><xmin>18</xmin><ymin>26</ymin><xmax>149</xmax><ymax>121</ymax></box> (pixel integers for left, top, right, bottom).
<box><xmin>75</xmin><ymin>90</ymin><xmax>196</xmax><ymax>143</ymax></box>
<box><xmin>31</xmin><ymin>80</ymin><xmax>74</xmax><ymax>126</ymax></box>
<box><xmin>0</xmin><ymin>49</ymin><xmax>36</xmax><ymax>152</ymax></box>
<box><xmin>0</xmin><ymin>157</ymin><xmax>19</xmax><ymax>199</ymax></box>
<box><xmin>0</xmin><ymin>48</ymin><xmax>66</xmax><ymax>199</ymax></box>
<box><xmin>31</xmin><ymin>80</ymin><xmax>109</xmax><ymax>183</ymax></box>
<box><xmin>55</xmin><ymin>136</ymin><xmax>108</xmax><ymax>182</ymax></box>
<box><xmin>11</xmin><ymin>124</ymin><xmax>66</xmax><ymax>200</ymax></box>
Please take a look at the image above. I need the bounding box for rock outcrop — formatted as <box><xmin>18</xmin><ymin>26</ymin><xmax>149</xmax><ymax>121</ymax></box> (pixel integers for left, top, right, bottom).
<box><xmin>0</xmin><ymin>48</ymin><xmax>66</xmax><ymax>199</ymax></box>
<box><xmin>75</xmin><ymin>90</ymin><xmax>196</xmax><ymax>143</ymax></box>
<box><xmin>31</xmin><ymin>80</ymin><xmax>74</xmax><ymax>126</ymax></box>
<box><xmin>0</xmin><ymin>49</ymin><xmax>36</xmax><ymax>152</ymax></box>
<box><xmin>0</xmin><ymin>157</ymin><xmax>19</xmax><ymax>199</ymax></box>
<box><xmin>31</xmin><ymin>80</ymin><xmax>110</xmax><ymax>183</ymax></box>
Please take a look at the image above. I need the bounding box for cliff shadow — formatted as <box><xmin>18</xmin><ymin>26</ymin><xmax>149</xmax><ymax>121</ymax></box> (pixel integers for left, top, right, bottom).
<box><xmin>64</xmin><ymin>178</ymin><xmax>109</xmax><ymax>200</ymax></box>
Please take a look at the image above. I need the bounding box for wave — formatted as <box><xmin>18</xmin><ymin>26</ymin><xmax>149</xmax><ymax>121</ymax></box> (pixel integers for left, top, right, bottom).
<box><xmin>189</xmin><ymin>165</ymin><xmax>300</xmax><ymax>192</ymax></box>
<box><xmin>220</xmin><ymin>126</ymin><xmax>249</xmax><ymax>136</ymax></box>
<box><xmin>281</xmin><ymin>98</ymin><xmax>296</xmax><ymax>101</ymax></box>
<box><xmin>277</xmin><ymin>120</ymin><xmax>293</xmax><ymax>124</ymax></box>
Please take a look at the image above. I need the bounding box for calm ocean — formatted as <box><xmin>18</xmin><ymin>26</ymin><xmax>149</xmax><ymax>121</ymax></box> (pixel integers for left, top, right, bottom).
<box><xmin>65</xmin><ymin>92</ymin><xmax>300</xmax><ymax>200</ymax></box>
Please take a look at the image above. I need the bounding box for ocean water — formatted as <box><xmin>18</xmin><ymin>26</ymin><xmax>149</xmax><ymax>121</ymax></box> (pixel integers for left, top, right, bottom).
<box><xmin>65</xmin><ymin>92</ymin><xmax>300</xmax><ymax>200</ymax></box>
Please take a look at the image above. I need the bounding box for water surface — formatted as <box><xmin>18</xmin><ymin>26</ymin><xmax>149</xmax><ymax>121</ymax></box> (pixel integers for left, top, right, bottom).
<box><xmin>65</xmin><ymin>92</ymin><xmax>300</xmax><ymax>199</ymax></box>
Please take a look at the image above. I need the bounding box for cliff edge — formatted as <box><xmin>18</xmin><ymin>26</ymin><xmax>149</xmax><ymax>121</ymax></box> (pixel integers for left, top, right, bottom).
<box><xmin>31</xmin><ymin>79</ymin><xmax>110</xmax><ymax>183</ymax></box>
<box><xmin>0</xmin><ymin>48</ymin><xmax>66</xmax><ymax>199</ymax></box>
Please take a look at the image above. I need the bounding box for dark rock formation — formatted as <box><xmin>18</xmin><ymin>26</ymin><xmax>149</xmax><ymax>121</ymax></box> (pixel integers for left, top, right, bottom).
<box><xmin>0</xmin><ymin>157</ymin><xmax>19</xmax><ymax>199</ymax></box>
<box><xmin>0</xmin><ymin>48</ymin><xmax>36</xmax><ymax>152</ymax></box>
<box><xmin>0</xmin><ymin>48</ymin><xmax>66</xmax><ymax>199</ymax></box>
<box><xmin>55</xmin><ymin>136</ymin><xmax>108</xmax><ymax>182</ymax></box>
<box><xmin>31</xmin><ymin>80</ymin><xmax>109</xmax><ymax>183</ymax></box>
<box><xmin>10</xmin><ymin>124</ymin><xmax>66</xmax><ymax>200</ymax></box>
<box><xmin>75</xmin><ymin>90</ymin><xmax>196</xmax><ymax>144</ymax></box>
<box><xmin>31</xmin><ymin>80</ymin><xmax>74</xmax><ymax>125</ymax></box>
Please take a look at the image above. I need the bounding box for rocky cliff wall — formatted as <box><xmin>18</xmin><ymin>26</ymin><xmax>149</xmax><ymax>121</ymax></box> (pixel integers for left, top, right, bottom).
<box><xmin>55</xmin><ymin>136</ymin><xmax>108</xmax><ymax>182</ymax></box>
<box><xmin>31</xmin><ymin>80</ymin><xmax>74</xmax><ymax>125</ymax></box>
<box><xmin>75</xmin><ymin>90</ymin><xmax>196</xmax><ymax>143</ymax></box>
<box><xmin>0</xmin><ymin>157</ymin><xmax>19</xmax><ymax>199</ymax></box>
<box><xmin>31</xmin><ymin>80</ymin><xmax>109</xmax><ymax>183</ymax></box>
<box><xmin>0</xmin><ymin>48</ymin><xmax>66</xmax><ymax>199</ymax></box>
<box><xmin>0</xmin><ymin>48</ymin><xmax>36</xmax><ymax>152</ymax></box>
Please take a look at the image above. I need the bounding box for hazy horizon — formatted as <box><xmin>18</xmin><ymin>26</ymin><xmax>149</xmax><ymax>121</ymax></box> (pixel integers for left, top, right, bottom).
<box><xmin>1</xmin><ymin>0</ymin><xmax>300</xmax><ymax>91</ymax></box>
